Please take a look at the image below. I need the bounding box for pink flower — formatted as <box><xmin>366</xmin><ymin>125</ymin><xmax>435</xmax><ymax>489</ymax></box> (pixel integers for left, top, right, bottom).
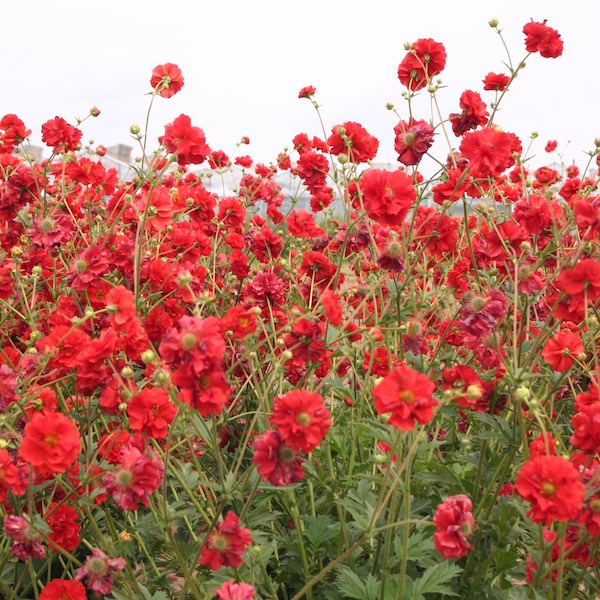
<box><xmin>75</xmin><ymin>548</ymin><xmax>126</xmax><ymax>596</ymax></box>
<box><xmin>214</xmin><ymin>580</ymin><xmax>256</xmax><ymax>600</ymax></box>
<box><xmin>433</xmin><ymin>495</ymin><xmax>475</xmax><ymax>558</ymax></box>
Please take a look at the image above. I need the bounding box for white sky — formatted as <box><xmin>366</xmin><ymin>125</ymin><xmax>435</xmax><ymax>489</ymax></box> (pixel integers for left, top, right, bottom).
<box><xmin>3</xmin><ymin>1</ymin><xmax>599</xmax><ymax>169</ymax></box>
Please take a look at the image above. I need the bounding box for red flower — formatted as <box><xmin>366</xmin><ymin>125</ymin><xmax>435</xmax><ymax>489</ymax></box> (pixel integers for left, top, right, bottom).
<box><xmin>160</xmin><ymin>114</ymin><xmax>211</xmax><ymax>165</ymax></box>
<box><xmin>482</xmin><ymin>72</ymin><xmax>510</xmax><ymax>91</ymax></box>
<box><xmin>298</xmin><ymin>85</ymin><xmax>316</xmax><ymax>98</ymax></box>
<box><xmin>19</xmin><ymin>412</ymin><xmax>80</xmax><ymax>476</ymax></box>
<box><xmin>433</xmin><ymin>495</ymin><xmax>475</xmax><ymax>558</ymax></box>
<box><xmin>393</xmin><ymin>118</ymin><xmax>434</xmax><ymax>166</ymax></box>
<box><xmin>40</xmin><ymin>579</ymin><xmax>87</xmax><ymax>600</ymax></box>
<box><xmin>373</xmin><ymin>364</ymin><xmax>437</xmax><ymax>431</ymax></box>
<box><xmin>0</xmin><ymin>114</ymin><xmax>31</xmax><ymax>152</ymax></box>
<box><xmin>352</xmin><ymin>168</ymin><xmax>416</xmax><ymax>227</ymax></box>
<box><xmin>515</xmin><ymin>455</ymin><xmax>584</xmax><ymax>525</ymax></box>
<box><xmin>0</xmin><ymin>449</ymin><xmax>20</xmax><ymax>502</ymax></box>
<box><xmin>459</xmin><ymin>127</ymin><xmax>521</xmax><ymax>178</ymax></box>
<box><xmin>41</xmin><ymin>116</ymin><xmax>82</xmax><ymax>152</ymax></box>
<box><xmin>542</xmin><ymin>327</ymin><xmax>584</xmax><ymax>372</ymax></box>
<box><xmin>252</xmin><ymin>430</ymin><xmax>304</xmax><ymax>486</ymax></box>
<box><xmin>556</xmin><ymin>258</ymin><xmax>600</xmax><ymax>300</ymax></box>
<box><xmin>127</xmin><ymin>387</ymin><xmax>178</xmax><ymax>440</ymax></box>
<box><xmin>570</xmin><ymin>403</ymin><xmax>600</xmax><ymax>455</ymax></box>
<box><xmin>545</xmin><ymin>139</ymin><xmax>558</xmax><ymax>152</ymax></box>
<box><xmin>327</xmin><ymin>121</ymin><xmax>379</xmax><ymax>163</ymax></box>
<box><xmin>449</xmin><ymin>90</ymin><xmax>489</xmax><ymax>136</ymax></box>
<box><xmin>151</xmin><ymin>63</ymin><xmax>184</xmax><ymax>98</ymax></box>
<box><xmin>105</xmin><ymin>285</ymin><xmax>137</xmax><ymax>329</ymax></box>
<box><xmin>4</xmin><ymin>515</ymin><xmax>45</xmax><ymax>560</ymax></box>
<box><xmin>441</xmin><ymin>365</ymin><xmax>484</xmax><ymax>409</ymax></box>
<box><xmin>200</xmin><ymin>512</ymin><xmax>252</xmax><ymax>570</ymax></box>
<box><xmin>523</xmin><ymin>20</ymin><xmax>563</xmax><ymax>58</ymax></box>
<box><xmin>270</xmin><ymin>390</ymin><xmax>331</xmax><ymax>453</ymax></box>
<box><xmin>46</xmin><ymin>503</ymin><xmax>81</xmax><ymax>552</ymax></box>
<box><xmin>398</xmin><ymin>38</ymin><xmax>447</xmax><ymax>91</ymax></box>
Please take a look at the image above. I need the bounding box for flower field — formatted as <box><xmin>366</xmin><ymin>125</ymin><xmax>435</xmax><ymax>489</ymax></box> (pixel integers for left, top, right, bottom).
<box><xmin>0</xmin><ymin>18</ymin><xmax>598</xmax><ymax>600</ymax></box>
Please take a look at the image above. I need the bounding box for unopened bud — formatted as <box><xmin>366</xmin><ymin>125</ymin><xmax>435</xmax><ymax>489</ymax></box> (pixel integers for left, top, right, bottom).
<box><xmin>489</xmin><ymin>18</ymin><xmax>499</xmax><ymax>28</ymax></box>
<box><xmin>130</xmin><ymin>124</ymin><xmax>141</xmax><ymax>135</ymax></box>
<box><xmin>121</xmin><ymin>366</ymin><xmax>133</xmax><ymax>378</ymax></box>
<box><xmin>515</xmin><ymin>386</ymin><xmax>531</xmax><ymax>402</ymax></box>
<box><xmin>141</xmin><ymin>350</ymin><xmax>156</xmax><ymax>364</ymax></box>
<box><xmin>90</xmin><ymin>106</ymin><xmax>101</xmax><ymax>117</ymax></box>
<box><xmin>385</xmin><ymin>102</ymin><xmax>395</xmax><ymax>110</ymax></box>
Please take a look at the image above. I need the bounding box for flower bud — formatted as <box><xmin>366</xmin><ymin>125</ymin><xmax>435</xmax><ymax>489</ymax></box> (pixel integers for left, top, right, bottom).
<box><xmin>141</xmin><ymin>350</ymin><xmax>156</xmax><ymax>364</ymax></box>
<box><xmin>130</xmin><ymin>124</ymin><xmax>141</xmax><ymax>135</ymax></box>
<box><xmin>489</xmin><ymin>18</ymin><xmax>499</xmax><ymax>28</ymax></box>
<box><xmin>90</xmin><ymin>106</ymin><xmax>101</xmax><ymax>117</ymax></box>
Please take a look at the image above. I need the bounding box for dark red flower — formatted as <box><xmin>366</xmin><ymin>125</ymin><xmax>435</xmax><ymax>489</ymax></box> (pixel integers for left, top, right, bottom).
<box><xmin>433</xmin><ymin>495</ymin><xmax>475</xmax><ymax>558</ymax></box>
<box><xmin>151</xmin><ymin>63</ymin><xmax>184</xmax><ymax>98</ymax></box>
<box><xmin>393</xmin><ymin>118</ymin><xmax>434</xmax><ymax>165</ymax></box>
<box><xmin>200</xmin><ymin>512</ymin><xmax>252</xmax><ymax>570</ymax></box>
<box><xmin>46</xmin><ymin>503</ymin><xmax>81</xmax><ymax>552</ymax></box>
<box><xmin>75</xmin><ymin>548</ymin><xmax>126</xmax><ymax>596</ymax></box>
<box><xmin>449</xmin><ymin>90</ymin><xmax>489</xmax><ymax>136</ymax></box>
<box><xmin>298</xmin><ymin>85</ymin><xmax>316</xmax><ymax>98</ymax></box>
<box><xmin>252</xmin><ymin>430</ymin><xmax>304</xmax><ymax>486</ymax></box>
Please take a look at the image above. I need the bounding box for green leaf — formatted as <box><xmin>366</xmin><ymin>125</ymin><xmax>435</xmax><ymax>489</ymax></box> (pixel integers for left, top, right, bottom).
<box><xmin>410</xmin><ymin>561</ymin><xmax>461</xmax><ymax>598</ymax></box>
<box><xmin>304</xmin><ymin>514</ymin><xmax>338</xmax><ymax>549</ymax></box>
<box><xmin>336</xmin><ymin>566</ymin><xmax>380</xmax><ymax>600</ymax></box>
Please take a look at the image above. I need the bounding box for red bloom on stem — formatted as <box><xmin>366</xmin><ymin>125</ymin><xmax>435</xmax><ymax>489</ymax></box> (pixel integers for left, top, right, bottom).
<box><xmin>298</xmin><ymin>85</ymin><xmax>316</xmax><ymax>98</ymax></box>
<box><xmin>40</xmin><ymin>579</ymin><xmax>87</xmax><ymax>600</ymax></box>
<box><xmin>127</xmin><ymin>387</ymin><xmax>178</xmax><ymax>440</ymax></box>
<box><xmin>352</xmin><ymin>168</ymin><xmax>416</xmax><ymax>227</ymax></box>
<box><xmin>556</xmin><ymin>258</ymin><xmax>600</xmax><ymax>300</ymax></box>
<box><xmin>270</xmin><ymin>390</ymin><xmax>331</xmax><ymax>453</ymax></box>
<box><xmin>459</xmin><ymin>289</ymin><xmax>509</xmax><ymax>340</ymax></box>
<box><xmin>19</xmin><ymin>412</ymin><xmax>80</xmax><ymax>476</ymax></box>
<box><xmin>398</xmin><ymin>38</ymin><xmax>447</xmax><ymax>91</ymax></box>
<box><xmin>570</xmin><ymin>403</ymin><xmax>600</xmax><ymax>455</ymax></box>
<box><xmin>523</xmin><ymin>20</ymin><xmax>563</xmax><ymax>58</ymax></box>
<box><xmin>0</xmin><ymin>114</ymin><xmax>31</xmax><ymax>152</ymax></box>
<box><xmin>252</xmin><ymin>430</ymin><xmax>304</xmax><ymax>486</ymax></box>
<box><xmin>327</xmin><ymin>121</ymin><xmax>379</xmax><ymax>163</ymax></box>
<box><xmin>41</xmin><ymin>116</ymin><xmax>82</xmax><ymax>152</ymax></box>
<box><xmin>0</xmin><ymin>448</ymin><xmax>20</xmax><ymax>502</ymax></box>
<box><xmin>200</xmin><ymin>512</ymin><xmax>252</xmax><ymax>570</ymax></box>
<box><xmin>441</xmin><ymin>365</ymin><xmax>484</xmax><ymax>409</ymax></box>
<box><xmin>151</xmin><ymin>63</ymin><xmax>184</xmax><ymax>98</ymax></box>
<box><xmin>373</xmin><ymin>364</ymin><xmax>437</xmax><ymax>431</ymax></box>
<box><xmin>459</xmin><ymin>128</ymin><xmax>521</xmax><ymax>178</ymax></box>
<box><xmin>449</xmin><ymin>90</ymin><xmax>489</xmax><ymax>136</ymax></box>
<box><xmin>515</xmin><ymin>455</ymin><xmax>584</xmax><ymax>525</ymax></box>
<box><xmin>482</xmin><ymin>72</ymin><xmax>510</xmax><ymax>91</ymax></box>
<box><xmin>393</xmin><ymin>118</ymin><xmax>434</xmax><ymax>166</ymax></box>
<box><xmin>46</xmin><ymin>503</ymin><xmax>81</xmax><ymax>552</ymax></box>
<box><xmin>160</xmin><ymin>114</ymin><xmax>211</xmax><ymax>165</ymax></box>
<box><xmin>4</xmin><ymin>515</ymin><xmax>45</xmax><ymax>560</ymax></box>
<box><xmin>542</xmin><ymin>327</ymin><xmax>584</xmax><ymax>372</ymax></box>
<box><xmin>433</xmin><ymin>494</ymin><xmax>475</xmax><ymax>558</ymax></box>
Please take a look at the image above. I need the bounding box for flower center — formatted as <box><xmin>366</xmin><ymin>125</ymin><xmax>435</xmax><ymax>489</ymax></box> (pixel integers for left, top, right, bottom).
<box><xmin>399</xmin><ymin>390</ymin><xmax>415</xmax><ymax>404</ymax></box>
<box><xmin>116</xmin><ymin>468</ymin><xmax>134</xmax><ymax>488</ymax></box>
<box><xmin>279</xmin><ymin>446</ymin><xmax>296</xmax><ymax>464</ymax></box>
<box><xmin>540</xmin><ymin>482</ymin><xmax>556</xmax><ymax>497</ymax></box>
<box><xmin>75</xmin><ymin>259</ymin><xmax>88</xmax><ymax>274</ymax></box>
<box><xmin>590</xmin><ymin>498</ymin><xmax>600</xmax><ymax>513</ymax></box>
<box><xmin>210</xmin><ymin>533</ymin><xmax>229</xmax><ymax>552</ymax></box>
<box><xmin>296</xmin><ymin>412</ymin><xmax>311</xmax><ymax>426</ymax></box>
<box><xmin>181</xmin><ymin>332</ymin><xmax>197</xmax><ymax>350</ymax></box>
<box><xmin>88</xmin><ymin>556</ymin><xmax>108</xmax><ymax>576</ymax></box>
<box><xmin>43</xmin><ymin>432</ymin><xmax>58</xmax><ymax>447</ymax></box>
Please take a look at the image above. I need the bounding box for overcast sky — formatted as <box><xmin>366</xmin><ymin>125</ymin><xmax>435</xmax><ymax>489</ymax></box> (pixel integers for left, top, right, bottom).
<box><xmin>3</xmin><ymin>1</ymin><xmax>599</xmax><ymax>169</ymax></box>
